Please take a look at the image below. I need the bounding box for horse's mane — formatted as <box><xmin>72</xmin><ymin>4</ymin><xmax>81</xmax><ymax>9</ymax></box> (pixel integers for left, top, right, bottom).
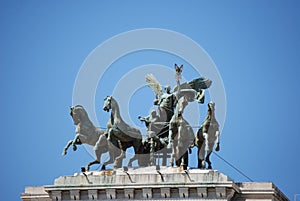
<box><xmin>203</xmin><ymin>105</ymin><xmax>219</xmax><ymax>127</ymax></box>
<box><xmin>73</xmin><ymin>105</ymin><xmax>91</xmax><ymax>123</ymax></box>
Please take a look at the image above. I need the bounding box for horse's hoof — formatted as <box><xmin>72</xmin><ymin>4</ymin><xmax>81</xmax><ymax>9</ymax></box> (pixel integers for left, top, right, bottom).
<box><xmin>201</xmin><ymin>161</ymin><xmax>206</xmax><ymax>169</ymax></box>
<box><xmin>101</xmin><ymin>165</ymin><xmax>106</xmax><ymax>171</ymax></box>
<box><xmin>73</xmin><ymin>145</ymin><xmax>77</xmax><ymax>151</ymax></box>
<box><xmin>62</xmin><ymin>151</ymin><xmax>67</xmax><ymax>156</ymax></box>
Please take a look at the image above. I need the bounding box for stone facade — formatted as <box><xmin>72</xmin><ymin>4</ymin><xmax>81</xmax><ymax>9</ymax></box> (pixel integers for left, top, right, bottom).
<box><xmin>21</xmin><ymin>166</ymin><xmax>289</xmax><ymax>201</ymax></box>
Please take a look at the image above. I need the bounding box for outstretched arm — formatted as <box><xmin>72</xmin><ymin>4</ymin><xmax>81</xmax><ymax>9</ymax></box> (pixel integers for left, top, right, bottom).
<box><xmin>138</xmin><ymin>115</ymin><xmax>151</xmax><ymax>128</ymax></box>
<box><xmin>138</xmin><ymin>115</ymin><xmax>150</xmax><ymax>123</ymax></box>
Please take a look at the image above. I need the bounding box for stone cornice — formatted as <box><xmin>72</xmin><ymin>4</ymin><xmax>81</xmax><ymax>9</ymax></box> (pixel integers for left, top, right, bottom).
<box><xmin>22</xmin><ymin>167</ymin><xmax>289</xmax><ymax>201</ymax></box>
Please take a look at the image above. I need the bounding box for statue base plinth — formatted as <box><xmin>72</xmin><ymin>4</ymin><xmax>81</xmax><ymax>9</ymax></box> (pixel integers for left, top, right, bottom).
<box><xmin>21</xmin><ymin>166</ymin><xmax>289</xmax><ymax>201</ymax></box>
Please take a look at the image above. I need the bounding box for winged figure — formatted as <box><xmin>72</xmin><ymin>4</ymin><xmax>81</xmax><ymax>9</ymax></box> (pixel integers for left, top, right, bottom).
<box><xmin>146</xmin><ymin>71</ymin><xmax>212</xmax><ymax>108</ymax></box>
<box><xmin>145</xmin><ymin>73</ymin><xmax>164</xmax><ymax>102</ymax></box>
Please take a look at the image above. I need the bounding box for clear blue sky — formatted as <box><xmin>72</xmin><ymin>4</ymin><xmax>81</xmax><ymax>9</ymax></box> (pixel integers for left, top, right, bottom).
<box><xmin>1</xmin><ymin>1</ymin><xmax>300</xmax><ymax>200</ymax></box>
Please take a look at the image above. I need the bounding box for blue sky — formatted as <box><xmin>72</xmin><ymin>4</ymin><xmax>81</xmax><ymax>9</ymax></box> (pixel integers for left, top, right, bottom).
<box><xmin>1</xmin><ymin>1</ymin><xmax>300</xmax><ymax>200</ymax></box>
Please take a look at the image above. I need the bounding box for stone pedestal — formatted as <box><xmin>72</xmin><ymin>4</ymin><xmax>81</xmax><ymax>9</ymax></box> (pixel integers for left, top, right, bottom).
<box><xmin>21</xmin><ymin>167</ymin><xmax>289</xmax><ymax>201</ymax></box>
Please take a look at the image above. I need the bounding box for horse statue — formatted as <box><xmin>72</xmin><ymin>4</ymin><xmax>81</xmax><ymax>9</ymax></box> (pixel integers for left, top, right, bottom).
<box><xmin>62</xmin><ymin>105</ymin><xmax>105</xmax><ymax>156</ymax></box>
<box><xmin>195</xmin><ymin>102</ymin><xmax>220</xmax><ymax>169</ymax></box>
<box><xmin>102</xmin><ymin>96</ymin><xmax>147</xmax><ymax>169</ymax></box>
<box><xmin>168</xmin><ymin>96</ymin><xmax>195</xmax><ymax>167</ymax></box>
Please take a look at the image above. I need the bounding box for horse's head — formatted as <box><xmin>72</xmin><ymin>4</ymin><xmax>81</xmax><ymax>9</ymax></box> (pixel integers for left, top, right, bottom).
<box><xmin>177</xmin><ymin>96</ymin><xmax>188</xmax><ymax>116</ymax></box>
<box><xmin>103</xmin><ymin>96</ymin><xmax>112</xmax><ymax>112</ymax></box>
<box><xmin>207</xmin><ymin>102</ymin><xmax>216</xmax><ymax>119</ymax></box>
<box><xmin>208</xmin><ymin>101</ymin><xmax>215</xmax><ymax>112</ymax></box>
<box><xmin>70</xmin><ymin>105</ymin><xmax>86</xmax><ymax>125</ymax></box>
<box><xmin>70</xmin><ymin>106</ymin><xmax>74</xmax><ymax>117</ymax></box>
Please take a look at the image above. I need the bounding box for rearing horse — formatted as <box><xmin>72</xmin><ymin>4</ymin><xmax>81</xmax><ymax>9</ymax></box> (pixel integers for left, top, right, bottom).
<box><xmin>62</xmin><ymin>105</ymin><xmax>105</xmax><ymax>156</ymax></box>
<box><xmin>103</xmin><ymin>96</ymin><xmax>145</xmax><ymax>168</ymax></box>
<box><xmin>63</xmin><ymin>105</ymin><xmax>119</xmax><ymax>171</ymax></box>
<box><xmin>195</xmin><ymin>101</ymin><xmax>220</xmax><ymax>169</ymax></box>
<box><xmin>168</xmin><ymin>96</ymin><xmax>195</xmax><ymax>167</ymax></box>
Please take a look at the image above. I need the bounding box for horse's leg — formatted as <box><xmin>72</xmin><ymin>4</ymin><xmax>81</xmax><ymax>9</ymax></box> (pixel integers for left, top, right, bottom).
<box><xmin>198</xmin><ymin>142</ymin><xmax>206</xmax><ymax>169</ymax></box>
<box><xmin>113</xmin><ymin>140</ymin><xmax>126</xmax><ymax>169</ymax></box>
<box><xmin>128</xmin><ymin>139</ymin><xmax>144</xmax><ymax>167</ymax></box>
<box><xmin>205</xmin><ymin>152</ymin><xmax>212</xmax><ymax>169</ymax></box>
<box><xmin>86</xmin><ymin>134</ymin><xmax>103</xmax><ymax>171</ymax></box>
<box><xmin>72</xmin><ymin>134</ymin><xmax>82</xmax><ymax>151</ymax></box>
<box><xmin>176</xmin><ymin>157</ymin><xmax>181</xmax><ymax>167</ymax></box>
<box><xmin>103</xmin><ymin>144</ymin><xmax>121</xmax><ymax>170</ymax></box>
<box><xmin>62</xmin><ymin>140</ymin><xmax>73</xmax><ymax>156</ymax></box>
<box><xmin>175</xmin><ymin>146</ymin><xmax>182</xmax><ymax>167</ymax></box>
<box><xmin>176</xmin><ymin>141</ymin><xmax>188</xmax><ymax>168</ymax></box>
<box><xmin>167</xmin><ymin>125</ymin><xmax>174</xmax><ymax>149</ymax></box>
<box><xmin>128</xmin><ymin>143</ymin><xmax>137</xmax><ymax>167</ymax></box>
<box><xmin>128</xmin><ymin>153</ymin><xmax>140</xmax><ymax>167</ymax></box>
<box><xmin>184</xmin><ymin>150</ymin><xmax>188</xmax><ymax>167</ymax></box>
<box><xmin>206</xmin><ymin>143</ymin><xmax>214</xmax><ymax>169</ymax></box>
<box><xmin>114</xmin><ymin>150</ymin><xmax>125</xmax><ymax>169</ymax></box>
<box><xmin>178</xmin><ymin>125</ymin><xmax>183</xmax><ymax>147</ymax></box>
<box><xmin>86</xmin><ymin>159</ymin><xmax>100</xmax><ymax>171</ymax></box>
<box><xmin>102</xmin><ymin>155</ymin><xmax>114</xmax><ymax>170</ymax></box>
<box><xmin>179</xmin><ymin>150</ymin><xmax>188</xmax><ymax>168</ymax></box>
<box><xmin>128</xmin><ymin>156</ymin><xmax>135</xmax><ymax>167</ymax></box>
<box><xmin>98</xmin><ymin>137</ymin><xmax>121</xmax><ymax>170</ymax></box>
<box><xmin>102</xmin><ymin>152</ymin><xmax>114</xmax><ymax>170</ymax></box>
<box><xmin>197</xmin><ymin>147</ymin><xmax>201</xmax><ymax>168</ymax></box>
<box><xmin>87</xmin><ymin>135</ymin><xmax>108</xmax><ymax>171</ymax></box>
<box><xmin>169</xmin><ymin>144</ymin><xmax>175</xmax><ymax>167</ymax></box>
<box><xmin>62</xmin><ymin>134</ymin><xmax>82</xmax><ymax>155</ymax></box>
<box><xmin>203</xmin><ymin>132</ymin><xmax>209</xmax><ymax>160</ymax></box>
